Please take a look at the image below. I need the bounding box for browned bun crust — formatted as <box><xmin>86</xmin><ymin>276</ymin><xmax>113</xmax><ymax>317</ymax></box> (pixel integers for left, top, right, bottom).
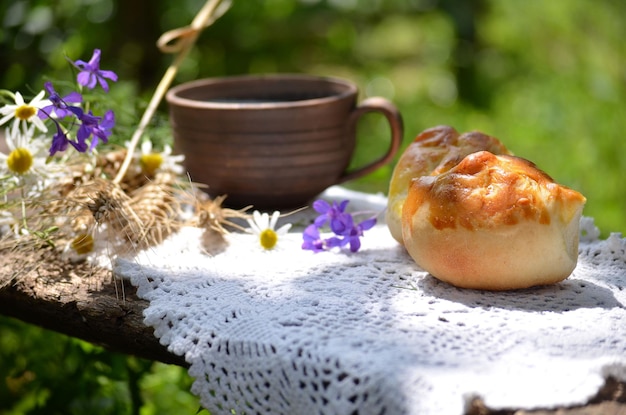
<box><xmin>401</xmin><ymin>151</ymin><xmax>586</xmax><ymax>290</ymax></box>
<box><xmin>386</xmin><ymin>126</ymin><xmax>511</xmax><ymax>244</ymax></box>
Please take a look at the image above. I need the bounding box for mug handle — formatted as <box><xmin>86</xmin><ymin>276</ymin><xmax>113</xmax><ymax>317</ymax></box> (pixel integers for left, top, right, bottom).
<box><xmin>338</xmin><ymin>96</ymin><xmax>404</xmax><ymax>183</ymax></box>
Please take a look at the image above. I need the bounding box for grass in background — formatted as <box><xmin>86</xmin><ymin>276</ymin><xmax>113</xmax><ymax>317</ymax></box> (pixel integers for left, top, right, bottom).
<box><xmin>0</xmin><ymin>316</ymin><xmax>208</xmax><ymax>415</ymax></box>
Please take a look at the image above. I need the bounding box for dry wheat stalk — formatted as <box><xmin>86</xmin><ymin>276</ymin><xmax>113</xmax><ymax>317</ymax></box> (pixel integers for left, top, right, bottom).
<box><xmin>193</xmin><ymin>193</ymin><xmax>251</xmax><ymax>235</ymax></box>
<box><xmin>126</xmin><ymin>172</ymin><xmax>186</xmax><ymax>250</ymax></box>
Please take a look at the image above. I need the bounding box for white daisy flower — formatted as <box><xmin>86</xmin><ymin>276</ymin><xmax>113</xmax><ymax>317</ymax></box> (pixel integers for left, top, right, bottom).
<box><xmin>137</xmin><ymin>140</ymin><xmax>185</xmax><ymax>176</ymax></box>
<box><xmin>0</xmin><ymin>90</ymin><xmax>51</xmax><ymax>136</ymax></box>
<box><xmin>0</xmin><ymin>126</ymin><xmax>61</xmax><ymax>191</ymax></box>
<box><xmin>1</xmin><ymin>125</ymin><xmax>38</xmax><ymax>175</ymax></box>
<box><xmin>246</xmin><ymin>210</ymin><xmax>292</xmax><ymax>250</ymax></box>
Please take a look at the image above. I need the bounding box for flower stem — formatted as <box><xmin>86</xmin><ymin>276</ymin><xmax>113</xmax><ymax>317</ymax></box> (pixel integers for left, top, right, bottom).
<box><xmin>19</xmin><ymin>185</ymin><xmax>28</xmax><ymax>233</ymax></box>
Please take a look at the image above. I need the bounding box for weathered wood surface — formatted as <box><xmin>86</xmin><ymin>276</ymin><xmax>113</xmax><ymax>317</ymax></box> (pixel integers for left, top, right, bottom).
<box><xmin>0</xmin><ymin>247</ymin><xmax>624</xmax><ymax>414</ymax></box>
<box><xmin>0</xmin><ymin>247</ymin><xmax>185</xmax><ymax>367</ymax></box>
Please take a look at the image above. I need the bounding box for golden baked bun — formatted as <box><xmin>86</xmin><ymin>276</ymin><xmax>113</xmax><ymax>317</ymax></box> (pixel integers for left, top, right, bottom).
<box><xmin>402</xmin><ymin>151</ymin><xmax>586</xmax><ymax>290</ymax></box>
<box><xmin>386</xmin><ymin>126</ymin><xmax>511</xmax><ymax>244</ymax></box>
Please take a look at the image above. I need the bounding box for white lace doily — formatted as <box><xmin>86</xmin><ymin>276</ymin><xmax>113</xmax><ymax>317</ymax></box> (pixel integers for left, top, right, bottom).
<box><xmin>116</xmin><ymin>187</ymin><xmax>626</xmax><ymax>415</ymax></box>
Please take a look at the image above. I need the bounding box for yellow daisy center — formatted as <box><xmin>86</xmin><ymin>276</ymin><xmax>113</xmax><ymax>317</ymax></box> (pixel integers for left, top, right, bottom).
<box><xmin>15</xmin><ymin>104</ymin><xmax>36</xmax><ymax>121</ymax></box>
<box><xmin>259</xmin><ymin>229</ymin><xmax>278</xmax><ymax>250</ymax></box>
<box><xmin>71</xmin><ymin>233</ymin><xmax>95</xmax><ymax>255</ymax></box>
<box><xmin>140</xmin><ymin>153</ymin><xmax>163</xmax><ymax>176</ymax></box>
<box><xmin>7</xmin><ymin>147</ymin><xmax>33</xmax><ymax>174</ymax></box>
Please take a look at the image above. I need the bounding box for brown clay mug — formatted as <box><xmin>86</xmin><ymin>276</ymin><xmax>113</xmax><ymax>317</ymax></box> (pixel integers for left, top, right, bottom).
<box><xmin>166</xmin><ymin>74</ymin><xmax>403</xmax><ymax>209</ymax></box>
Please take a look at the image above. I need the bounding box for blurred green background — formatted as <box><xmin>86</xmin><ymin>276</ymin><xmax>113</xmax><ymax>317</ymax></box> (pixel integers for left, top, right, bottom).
<box><xmin>1</xmin><ymin>0</ymin><xmax>624</xmax><ymax>413</ymax></box>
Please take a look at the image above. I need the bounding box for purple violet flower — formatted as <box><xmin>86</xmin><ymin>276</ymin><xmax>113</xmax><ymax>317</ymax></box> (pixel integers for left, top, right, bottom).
<box><xmin>71</xmin><ymin>49</ymin><xmax>118</xmax><ymax>92</ymax></box>
<box><xmin>302</xmin><ymin>199</ymin><xmax>377</xmax><ymax>253</ymax></box>
<box><xmin>42</xmin><ymin>49</ymin><xmax>118</xmax><ymax>156</ymax></box>
<box><xmin>39</xmin><ymin>81</ymin><xmax>83</xmax><ymax>120</ymax></box>
<box><xmin>49</xmin><ymin>122</ymin><xmax>88</xmax><ymax>156</ymax></box>
<box><xmin>312</xmin><ymin>199</ymin><xmax>352</xmax><ymax>233</ymax></box>
<box><xmin>302</xmin><ymin>224</ymin><xmax>325</xmax><ymax>252</ymax></box>
<box><xmin>76</xmin><ymin>109</ymin><xmax>115</xmax><ymax>150</ymax></box>
<box><xmin>328</xmin><ymin>216</ymin><xmax>377</xmax><ymax>252</ymax></box>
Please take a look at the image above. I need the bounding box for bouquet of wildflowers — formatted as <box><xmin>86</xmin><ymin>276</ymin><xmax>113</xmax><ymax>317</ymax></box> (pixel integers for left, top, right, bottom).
<box><xmin>0</xmin><ymin>48</ymin><xmax>241</xmax><ymax>266</ymax></box>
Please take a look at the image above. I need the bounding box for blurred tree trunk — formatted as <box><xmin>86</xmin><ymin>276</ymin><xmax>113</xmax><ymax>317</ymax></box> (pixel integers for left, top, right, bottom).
<box><xmin>439</xmin><ymin>0</ymin><xmax>491</xmax><ymax>108</ymax></box>
<box><xmin>112</xmin><ymin>0</ymin><xmax>165</xmax><ymax>92</ymax></box>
